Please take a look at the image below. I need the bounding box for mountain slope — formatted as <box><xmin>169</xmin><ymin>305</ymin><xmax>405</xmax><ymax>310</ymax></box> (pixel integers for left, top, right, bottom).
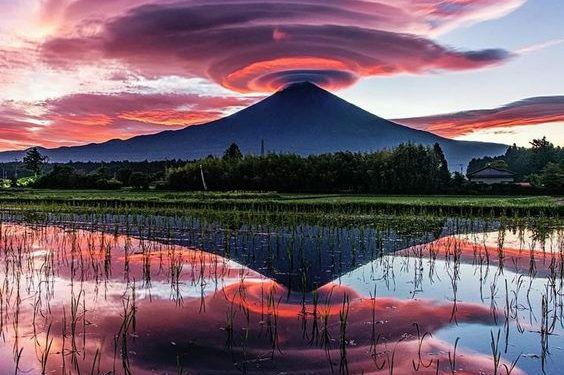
<box><xmin>0</xmin><ymin>82</ymin><xmax>507</xmax><ymax>167</ymax></box>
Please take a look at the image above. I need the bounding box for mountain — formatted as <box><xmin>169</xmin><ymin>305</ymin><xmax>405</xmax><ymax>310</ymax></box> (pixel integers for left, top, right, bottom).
<box><xmin>0</xmin><ymin>82</ymin><xmax>507</xmax><ymax>168</ymax></box>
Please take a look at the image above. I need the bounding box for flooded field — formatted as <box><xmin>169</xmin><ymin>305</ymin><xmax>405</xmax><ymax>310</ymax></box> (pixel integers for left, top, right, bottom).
<box><xmin>0</xmin><ymin>214</ymin><xmax>561</xmax><ymax>374</ymax></box>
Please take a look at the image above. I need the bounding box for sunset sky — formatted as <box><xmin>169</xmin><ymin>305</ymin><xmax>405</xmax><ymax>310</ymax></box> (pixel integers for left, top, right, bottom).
<box><xmin>0</xmin><ymin>0</ymin><xmax>562</xmax><ymax>151</ymax></box>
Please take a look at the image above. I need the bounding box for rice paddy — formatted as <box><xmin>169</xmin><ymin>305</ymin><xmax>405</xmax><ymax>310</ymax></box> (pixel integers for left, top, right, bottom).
<box><xmin>0</xmin><ymin>190</ymin><xmax>560</xmax><ymax>217</ymax></box>
<box><xmin>0</xmin><ymin>205</ymin><xmax>562</xmax><ymax>374</ymax></box>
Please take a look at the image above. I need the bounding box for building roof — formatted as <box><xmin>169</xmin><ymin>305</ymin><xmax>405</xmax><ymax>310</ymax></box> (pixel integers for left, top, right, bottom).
<box><xmin>467</xmin><ymin>166</ymin><xmax>515</xmax><ymax>178</ymax></box>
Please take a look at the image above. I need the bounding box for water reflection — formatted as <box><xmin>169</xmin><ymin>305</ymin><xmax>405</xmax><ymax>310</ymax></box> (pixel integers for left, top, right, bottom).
<box><xmin>0</xmin><ymin>219</ymin><xmax>560</xmax><ymax>374</ymax></box>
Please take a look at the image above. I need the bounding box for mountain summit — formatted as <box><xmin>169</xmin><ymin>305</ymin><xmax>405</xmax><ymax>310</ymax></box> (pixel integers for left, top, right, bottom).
<box><xmin>0</xmin><ymin>82</ymin><xmax>506</xmax><ymax>167</ymax></box>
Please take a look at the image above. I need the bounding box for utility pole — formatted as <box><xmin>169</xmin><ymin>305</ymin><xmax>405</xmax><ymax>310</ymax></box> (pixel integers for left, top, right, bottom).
<box><xmin>261</xmin><ymin>139</ymin><xmax>265</xmax><ymax>157</ymax></box>
<box><xmin>200</xmin><ymin>164</ymin><xmax>208</xmax><ymax>191</ymax></box>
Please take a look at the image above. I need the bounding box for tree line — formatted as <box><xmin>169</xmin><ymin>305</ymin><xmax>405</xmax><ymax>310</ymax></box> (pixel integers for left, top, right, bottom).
<box><xmin>32</xmin><ymin>160</ymin><xmax>186</xmax><ymax>190</ymax></box>
<box><xmin>4</xmin><ymin>149</ymin><xmax>185</xmax><ymax>190</ymax></box>
<box><xmin>4</xmin><ymin>138</ymin><xmax>562</xmax><ymax>193</ymax></box>
<box><xmin>468</xmin><ymin>137</ymin><xmax>563</xmax><ymax>191</ymax></box>
<box><xmin>166</xmin><ymin>143</ymin><xmax>454</xmax><ymax>193</ymax></box>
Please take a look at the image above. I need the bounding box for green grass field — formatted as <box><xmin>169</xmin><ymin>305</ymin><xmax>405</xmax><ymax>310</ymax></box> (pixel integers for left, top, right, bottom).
<box><xmin>0</xmin><ymin>189</ymin><xmax>561</xmax><ymax>217</ymax></box>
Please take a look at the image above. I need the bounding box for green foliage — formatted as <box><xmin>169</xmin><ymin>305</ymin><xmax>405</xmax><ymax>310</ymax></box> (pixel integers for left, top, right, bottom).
<box><xmin>117</xmin><ymin>167</ymin><xmax>133</xmax><ymax>184</ymax></box>
<box><xmin>128</xmin><ymin>172</ymin><xmax>150</xmax><ymax>189</ymax></box>
<box><xmin>449</xmin><ymin>172</ymin><xmax>469</xmax><ymax>193</ymax></box>
<box><xmin>434</xmin><ymin>143</ymin><xmax>451</xmax><ymax>186</ymax></box>
<box><xmin>0</xmin><ymin>190</ymin><xmax>559</xmax><ymax>218</ymax></box>
<box><xmin>530</xmin><ymin>137</ymin><xmax>558</xmax><ymax>171</ymax></box>
<box><xmin>23</xmin><ymin>147</ymin><xmax>48</xmax><ymax>176</ymax></box>
<box><xmin>95</xmin><ymin>178</ymin><xmax>123</xmax><ymax>190</ymax></box>
<box><xmin>167</xmin><ymin>143</ymin><xmax>452</xmax><ymax>193</ymax></box>
<box><xmin>33</xmin><ymin>162</ymin><xmax>158</xmax><ymax>190</ymax></box>
<box><xmin>34</xmin><ymin>165</ymin><xmax>123</xmax><ymax>190</ymax></box>
<box><xmin>223</xmin><ymin>143</ymin><xmax>243</xmax><ymax>161</ymax></box>
<box><xmin>17</xmin><ymin>176</ymin><xmax>38</xmax><ymax>187</ymax></box>
<box><xmin>488</xmin><ymin>159</ymin><xmax>509</xmax><ymax>169</ymax></box>
<box><xmin>527</xmin><ymin>173</ymin><xmax>543</xmax><ymax>188</ymax></box>
<box><xmin>541</xmin><ymin>162</ymin><xmax>564</xmax><ymax>192</ymax></box>
<box><xmin>468</xmin><ymin>138</ymin><xmax>563</xmax><ymax>181</ymax></box>
<box><xmin>19</xmin><ymin>141</ymin><xmax>562</xmax><ymax>195</ymax></box>
<box><xmin>7</xmin><ymin>176</ymin><xmax>36</xmax><ymax>188</ymax></box>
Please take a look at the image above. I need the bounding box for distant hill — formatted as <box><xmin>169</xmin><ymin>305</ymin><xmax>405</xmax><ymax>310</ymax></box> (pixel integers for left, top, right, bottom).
<box><xmin>0</xmin><ymin>82</ymin><xmax>507</xmax><ymax>168</ymax></box>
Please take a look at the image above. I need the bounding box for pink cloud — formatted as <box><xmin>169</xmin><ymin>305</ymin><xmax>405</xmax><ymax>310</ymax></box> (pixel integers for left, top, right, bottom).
<box><xmin>38</xmin><ymin>0</ymin><xmax>520</xmax><ymax>93</ymax></box>
<box><xmin>395</xmin><ymin>96</ymin><xmax>564</xmax><ymax>138</ymax></box>
<box><xmin>0</xmin><ymin>92</ymin><xmax>253</xmax><ymax>150</ymax></box>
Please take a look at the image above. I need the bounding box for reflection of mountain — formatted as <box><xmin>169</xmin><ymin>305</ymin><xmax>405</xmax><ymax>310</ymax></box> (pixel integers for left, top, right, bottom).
<box><xmin>41</xmin><ymin>215</ymin><xmax>498</xmax><ymax>292</ymax></box>
<box><xmin>164</xmin><ymin>223</ymin><xmax>452</xmax><ymax>292</ymax></box>
<box><xmin>143</xmin><ymin>218</ymin><xmax>507</xmax><ymax>291</ymax></box>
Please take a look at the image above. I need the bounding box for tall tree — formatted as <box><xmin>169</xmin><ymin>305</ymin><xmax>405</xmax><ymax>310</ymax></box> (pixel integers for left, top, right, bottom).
<box><xmin>433</xmin><ymin>143</ymin><xmax>451</xmax><ymax>186</ymax></box>
<box><xmin>223</xmin><ymin>143</ymin><xmax>243</xmax><ymax>160</ymax></box>
<box><xmin>530</xmin><ymin>137</ymin><xmax>552</xmax><ymax>150</ymax></box>
<box><xmin>530</xmin><ymin>136</ymin><xmax>556</xmax><ymax>171</ymax></box>
<box><xmin>23</xmin><ymin>147</ymin><xmax>48</xmax><ymax>177</ymax></box>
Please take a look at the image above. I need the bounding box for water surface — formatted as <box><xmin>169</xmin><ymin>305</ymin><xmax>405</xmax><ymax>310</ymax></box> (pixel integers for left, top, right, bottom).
<box><xmin>0</xmin><ymin>217</ymin><xmax>561</xmax><ymax>374</ymax></box>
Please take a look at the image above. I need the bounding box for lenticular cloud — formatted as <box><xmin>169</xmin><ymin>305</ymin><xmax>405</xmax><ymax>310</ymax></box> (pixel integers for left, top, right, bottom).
<box><xmin>395</xmin><ymin>96</ymin><xmax>564</xmax><ymax>137</ymax></box>
<box><xmin>40</xmin><ymin>0</ymin><xmax>522</xmax><ymax>92</ymax></box>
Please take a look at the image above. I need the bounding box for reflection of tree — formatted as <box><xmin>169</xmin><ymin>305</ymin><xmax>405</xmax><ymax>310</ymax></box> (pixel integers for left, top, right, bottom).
<box><xmin>530</xmin><ymin>226</ymin><xmax>550</xmax><ymax>247</ymax></box>
<box><xmin>506</xmin><ymin>219</ymin><xmax>560</xmax><ymax>250</ymax></box>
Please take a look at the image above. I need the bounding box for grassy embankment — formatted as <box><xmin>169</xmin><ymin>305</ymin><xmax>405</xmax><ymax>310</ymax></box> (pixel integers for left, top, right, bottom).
<box><xmin>0</xmin><ymin>190</ymin><xmax>561</xmax><ymax>217</ymax></box>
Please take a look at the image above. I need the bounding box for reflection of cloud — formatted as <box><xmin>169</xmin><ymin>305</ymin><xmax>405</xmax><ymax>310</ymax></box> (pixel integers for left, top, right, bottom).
<box><xmin>38</xmin><ymin>0</ymin><xmax>518</xmax><ymax>93</ymax></box>
<box><xmin>93</xmin><ymin>280</ymin><xmax>521</xmax><ymax>374</ymax></box>
<box><xmin>395</xmin><ymin>96</ymin><xmax>564</xmax><ymax>138</ymax></box>
<box><xmin>400</xmin><ymin>229</ymin><xmax>562</xmax><ymax>277</ymax></box>
<box><xmin>28</xmin><ymin>281</ymin><xmax>520</xmax><ymax>375</ymax></box>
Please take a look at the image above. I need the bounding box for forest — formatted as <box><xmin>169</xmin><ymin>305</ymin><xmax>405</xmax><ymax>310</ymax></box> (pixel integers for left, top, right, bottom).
<box><xmin>165</xmin><ymin>143</ymin><xmax>453</xmax><ymax>193</ymax></box>
<box><xmin>3</xmin><ymin>139</ymin><xmax>562</xmax><ymax>194</ymax></box>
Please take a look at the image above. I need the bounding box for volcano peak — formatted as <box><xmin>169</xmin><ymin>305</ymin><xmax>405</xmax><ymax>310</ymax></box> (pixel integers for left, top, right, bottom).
<box><xmin>279</xmin><ymin>81</ymin><xmax>325</xmax><ymax>92</ymax></box>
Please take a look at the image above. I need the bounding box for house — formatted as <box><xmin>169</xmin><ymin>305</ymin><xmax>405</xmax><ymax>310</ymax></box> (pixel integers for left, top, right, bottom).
<box><xmin>467</xmin><ymin>166</ymin><xmax>515</xmax><ymax>185</ymax></box>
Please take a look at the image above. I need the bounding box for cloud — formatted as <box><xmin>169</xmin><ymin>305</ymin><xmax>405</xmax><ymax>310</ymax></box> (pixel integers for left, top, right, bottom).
<box><xmin>39</xmin><ymin>0</ymin><xmax>520</xmax><ymax>93</ymax></box>
<box><xmin>516</xmin><ymin>39</ymin><xmax>563</xmax><ymax>54</ymax></box>
<box><xmin>0</xmin><ymin>0</ymin><xmax>529</xmax><ymax>151</ymax></box>
<box><xmin>0</xmin><ymin>92</ymin><xmax>253</xmax><ymax>150</ymax></box>
<box><xmin>37</xmin><ymin>0</ymin><xmax>525</xmax><ymax>36</ymax></box>
<box><xmin>394</xmin><ymin>96</ymin><xmax>564</xmax><ymax>138</ymax></box>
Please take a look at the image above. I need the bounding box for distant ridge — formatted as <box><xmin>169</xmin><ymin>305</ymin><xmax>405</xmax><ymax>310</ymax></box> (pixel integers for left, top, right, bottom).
<box><xmin>0</xmin><ymin>82</ymin><xmax>507</xmax><ymax>168</ymax></box>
